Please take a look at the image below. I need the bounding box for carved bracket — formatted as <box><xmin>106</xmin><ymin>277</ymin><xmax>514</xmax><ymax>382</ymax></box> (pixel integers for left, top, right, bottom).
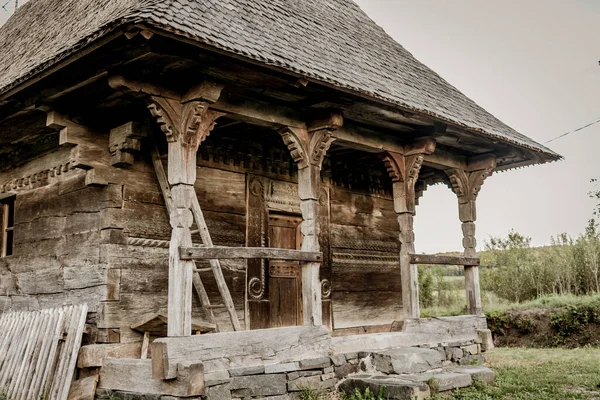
<box><xmin>278</xmin><ymin>111</ymin><xmax>343</xmax><ymax>170</ymax></box>
<box><xmin>382</xmin><ymin>138</ymin><xmax>436</xmax><ymax>214</ymax></box>
<box><xmin>109</xmin><ymin>122</ymin><xmax>147</xmax><ymax>167</ymax></box>
<box><xmin>446</xmin><ymin>161</ymin><xmax>495</xmax><ymax>222</ymax></box>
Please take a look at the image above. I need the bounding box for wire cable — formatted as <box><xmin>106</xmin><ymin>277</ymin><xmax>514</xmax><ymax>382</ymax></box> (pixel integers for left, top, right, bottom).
<box><xmin>544</xmin><ymin>116</ymin><xmax>600</xmax><ymax>144</ymax></box>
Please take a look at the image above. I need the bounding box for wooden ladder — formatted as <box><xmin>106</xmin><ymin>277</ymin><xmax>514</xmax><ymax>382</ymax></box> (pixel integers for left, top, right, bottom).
<box><xmin>150</xmin><ymin>140</ymin><xmax>242</xmax><ymax>332</ymax></box>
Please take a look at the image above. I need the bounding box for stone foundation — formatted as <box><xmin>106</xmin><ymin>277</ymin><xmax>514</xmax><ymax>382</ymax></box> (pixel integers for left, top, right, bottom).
<box><xmin>92</xmin><ymin>318</ymin><xmax>493</xmax><ymax>399</ymax></box>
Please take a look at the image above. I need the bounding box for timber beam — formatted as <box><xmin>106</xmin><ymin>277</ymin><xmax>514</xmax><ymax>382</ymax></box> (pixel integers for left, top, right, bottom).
<box><xmin>410</xmin><ymin>254</ymin><xmax>480</xmax><ymax>266</ymax></box>
<box><xmin>180</xmin><ymin>246</ymin><xmax>322</xmax><ymax>262</ymax></box>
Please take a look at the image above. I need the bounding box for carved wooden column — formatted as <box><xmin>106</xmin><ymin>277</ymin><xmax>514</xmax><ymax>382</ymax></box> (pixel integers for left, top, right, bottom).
<box><xmin>446</xmin><ymin>157</ymin><xmax>495</xmax><ymax>316</ymax></box>
<box><xmin>147</xmin><ymin>83</ymin><xmax>224</xmax><ymax>336</ymax></box>
<box><xmin>382</xmin><ymin>138</ymin><xmax>436</xmax><ymax>320</ymax></box>
<box><xmin>279</xmin><ymin>113</ymin><xmax>342</xmax><ymax>326</ymax></box>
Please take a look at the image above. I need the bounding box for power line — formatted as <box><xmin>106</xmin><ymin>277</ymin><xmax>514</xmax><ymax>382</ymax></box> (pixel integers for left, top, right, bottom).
<box><xmin>544</xmin><ymin>116</ymin><xmax>600</xmax><ymax>144</ymax></box>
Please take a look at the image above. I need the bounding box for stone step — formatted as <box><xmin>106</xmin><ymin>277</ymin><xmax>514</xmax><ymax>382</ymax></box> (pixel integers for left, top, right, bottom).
<box><xmin>371</xmin><ymin>347</ymin><xmax>444</xmax><ymax>374</ymax></box>
<box><xmin>339</xmin><ymin>375</ymin><xmax>431</xmax><ymax>400</ymax></box>
<box><xmin>338</xmin><ymin>366</ymin><xmax>495</xmax><ymax>399</ymax></box>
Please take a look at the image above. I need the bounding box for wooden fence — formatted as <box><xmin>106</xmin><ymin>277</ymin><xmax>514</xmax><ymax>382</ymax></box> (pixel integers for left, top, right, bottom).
<box><xmin>0</xmin><ymin>304</ymin><xmax>88</xmax><ymax>400</ymax></box>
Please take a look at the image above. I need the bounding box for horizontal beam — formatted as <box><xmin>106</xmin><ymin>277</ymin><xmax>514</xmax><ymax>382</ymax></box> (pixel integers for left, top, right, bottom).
<box><xmin>410</xmin><ymin>254</ymin><xmax>480</xmax><ymax>266</ymax></box>
<box><xmin>179</xmin><ymin>246</ymin><xmax>322</xmax><ymax>262</ymax></box>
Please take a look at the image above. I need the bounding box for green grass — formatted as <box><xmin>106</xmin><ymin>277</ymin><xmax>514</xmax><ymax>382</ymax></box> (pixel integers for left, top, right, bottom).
<box><xmin>422</xmin><ymin>292</ymin><xmax>600</xmax><ymax>318</ymax></box>
<box><xmin>432</xmin><ymin>347</ymin><xmax>600</xmax><ymax>399</ymax></box>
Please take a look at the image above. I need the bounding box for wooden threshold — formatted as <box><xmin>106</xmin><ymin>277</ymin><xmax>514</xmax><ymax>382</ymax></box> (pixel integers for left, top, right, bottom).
<box><xmin>179</xmin><ymin>246</ymin><xmax>322</xmax><ymax>262</ymax></box>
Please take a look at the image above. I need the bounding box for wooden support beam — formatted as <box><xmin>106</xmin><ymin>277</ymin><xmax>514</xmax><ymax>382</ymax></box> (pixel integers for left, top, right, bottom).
<box><xmin>140</xmin><ymin>80</ymin><xmax>226</xmax><ymax>337</ymax></box>
<box><xmin>180</xmin><ymin>246</ymin><xmax>322</xmax><ymax>262</ymax></box>
<box><xmin>445</xmin><ymin>159</ymin><xmax>496</xmax><ymax>316</ymax></box>
<box><xmin>409</xmin><ymin>254</ymin><xmax>480</xmax><ymax>266</ymax></box>
<box><xmin>278</xmin><ymin>112</ymin><xmax>342</xmax><ymax>326</ymax></box>
<box><xmin>382</xmin><ymin>139</ymin><xmax>436</xmax><ymax>321</ymax></box>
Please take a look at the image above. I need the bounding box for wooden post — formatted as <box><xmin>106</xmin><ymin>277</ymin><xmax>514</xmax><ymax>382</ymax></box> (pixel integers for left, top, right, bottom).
<box><xmin>382</xmin><ymin>138</ymin><xmax>436</xmax><ymax>320</ymax></box>
<box><xmin>446</xmin><ymin>156</ymin><xmax>495</xmax><ymax>316</ymax></box>
<box><xmin>279</xmin><ymin>112</ymin><xmax>342</xmax><ymax>326</ymax></box>
<box><xmin>146</xmin><ymin>82</ymin><xmax>224</xmax><ymax>336</ymax></box>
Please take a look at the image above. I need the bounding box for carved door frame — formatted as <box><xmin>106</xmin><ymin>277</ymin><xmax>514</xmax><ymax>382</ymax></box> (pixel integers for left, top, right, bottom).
<box><xmin>245</xmin><ymin>173</ymin><xmax>332</xmax><ymax>329</ymax></box>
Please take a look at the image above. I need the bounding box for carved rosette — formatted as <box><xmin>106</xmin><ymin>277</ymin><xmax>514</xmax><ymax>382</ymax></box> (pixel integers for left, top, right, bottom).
<box><xmin>320</xmin><ymin>279</ymin><xmax>332</xmax><ymax>299</ymax></box>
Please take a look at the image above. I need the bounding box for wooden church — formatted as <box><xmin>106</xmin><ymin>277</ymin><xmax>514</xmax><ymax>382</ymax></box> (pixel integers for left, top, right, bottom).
<box><xmin>0</xmin><ymin>0</ymin><xmax>559</xmax><ymax>346</ymax></box>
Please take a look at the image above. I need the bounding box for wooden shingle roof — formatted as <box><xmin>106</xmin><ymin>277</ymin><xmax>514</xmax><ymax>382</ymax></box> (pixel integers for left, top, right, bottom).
<box><xmin>0</xmin><ymin>0</ymin><xmax>560</xmax><ymax>160</ymax></box>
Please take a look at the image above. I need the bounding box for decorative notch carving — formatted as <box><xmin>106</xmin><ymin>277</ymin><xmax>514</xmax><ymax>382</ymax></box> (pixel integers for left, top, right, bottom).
<box><xmin>109</xmin><ymin>122</ymin><xmax>148</xmax><ymax>167</ymax></box>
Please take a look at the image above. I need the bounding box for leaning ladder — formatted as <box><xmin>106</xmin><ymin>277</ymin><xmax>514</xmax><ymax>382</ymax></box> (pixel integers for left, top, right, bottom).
<box><xmin>150</xmin><ymin>140</ymin><xmax>242</xmax><ymax>332</ymax></box>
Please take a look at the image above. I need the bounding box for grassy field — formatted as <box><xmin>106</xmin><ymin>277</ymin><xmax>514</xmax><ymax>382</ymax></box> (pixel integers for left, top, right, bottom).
<box><xmin>432</xmin><ymin>348</ymin><xmax>600</xmax><ymax>399</ymax></box>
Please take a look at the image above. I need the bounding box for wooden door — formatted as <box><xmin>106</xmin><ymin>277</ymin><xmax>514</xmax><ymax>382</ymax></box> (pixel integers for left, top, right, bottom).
<box><xmin>268</xmin><ymin>213</ymin><xmax>303</xmax><ymax>327</ymax></box>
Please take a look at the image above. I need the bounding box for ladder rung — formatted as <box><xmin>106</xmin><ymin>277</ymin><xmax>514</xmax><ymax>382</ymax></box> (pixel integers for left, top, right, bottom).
<box><xmin>207</xmin><ymin>304</ymin><xmax>227</xmax><ymax>309</ymax></box>
<box><xmin>193</xmin><ymin>268</ymin><xmax>213</xmax><ymax>273</ymax></box>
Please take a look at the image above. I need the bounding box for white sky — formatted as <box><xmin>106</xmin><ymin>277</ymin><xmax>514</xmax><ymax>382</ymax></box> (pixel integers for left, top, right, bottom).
<box><xmin>2</xmin><ymin>1</ymin><xmax>599</xmax><ymax>252</ymax></box>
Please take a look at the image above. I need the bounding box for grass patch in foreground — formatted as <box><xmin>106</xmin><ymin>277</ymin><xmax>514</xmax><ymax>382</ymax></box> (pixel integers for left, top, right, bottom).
<box><xmin>432</xmin><ymin>347</ymin><xmax>600</xmax><ymax>399</ymax></box>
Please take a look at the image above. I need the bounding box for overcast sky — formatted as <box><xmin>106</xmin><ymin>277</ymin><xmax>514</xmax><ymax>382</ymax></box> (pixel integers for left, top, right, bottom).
<box><xmin>2</xmin><ymin>1</ymin><xmax>598</xmax><ymax>253</ymax></box>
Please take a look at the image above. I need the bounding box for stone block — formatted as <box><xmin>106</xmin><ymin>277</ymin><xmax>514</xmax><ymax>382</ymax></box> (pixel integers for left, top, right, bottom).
<box><xmin>265</xmin><ymin>362</ymin><xmax>301</xmax><ymax>374</ymax></box>
<box><xmin>477</xmin><ymin>329</ymin><xmax>495</xmax><ymax>352</ymax></box>
<box><xmin>287</xmin><ymin>370</ymin><xmax>321</xmax><ymax>381</ymax></box>
<box><xmin>229</xmin><ymin>365</ymin><xmax>265</xmax><ymax>376</ymax></box>
<box><xmin>339</xmin><ymin>377</ymin><xmax>430</xmax><ymax>400</ymax></box>
<box><xmin>371</xmin><ymin>347</ymin><xmax>443</xmax><ymax>375</ymax></box>
<box><xmin>404</xmin><ymin>372</ymin><xmax>472</xmax><ymax>392</ymax></box>
<box><xmin>287</xmin><ymin>375</ymin><xmax>336</xmax><ymax>391</ymax></box>
<box><xmin>445</xmin><ymin>347</ymin><xmax>464</xmax><ymax>361</ymax></box>
<box><xmin>230</xmin><ymin>374</ymin><xmax>287</xmax><ymax>397</ymax></box>
<box><xmin>206</xmin><ymin>383</ymin><xmax>232</xmax><ymax>400</ymax></box>
<box><xmin>300</xmin><ymin>357</ymin><xmax>331</xmax><ymax>370</ymax></box>
<box><xmin>335</xmin><ymin>362</ymin><xmax>359</xmax><ymax>379</ymax></box>
<box><xmin>330</xmin><ymin>354</ymin><xmax>346</xmax><ymax>366</ymax></box>
<box><xmin>450</xmin><ymin>366</ymin><xmax>495</xmax><ymax>383</ymax></box>
<box><xmin>462</xmin><ymin>344</ymin><xmax>479</xmax><ymax>355</ymax></box>
<box><xmin>205</xmin><ymin>370</ymin><xmax>231</xmax><ymax>387</ymax></box>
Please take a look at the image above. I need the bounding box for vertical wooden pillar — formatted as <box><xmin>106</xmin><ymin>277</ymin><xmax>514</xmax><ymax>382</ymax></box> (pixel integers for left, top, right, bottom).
<box><xmin>279</xmin><ymin>113</ymin><xmax>342</xmax><ymax>326</ymax></box>
<box><xmin>446</xmin><ymin>157</ymin><xmax>495</xmax><ymax>316</ymax></box>
<box><xmin>146</xmin><ymin>83</ymin><xmax>224</xmax><ymax>336</ymax></box>
<box><xmin>382</xmin><ymin>139</ymin><xmax>436</xmax><ymax>320</ymax></box>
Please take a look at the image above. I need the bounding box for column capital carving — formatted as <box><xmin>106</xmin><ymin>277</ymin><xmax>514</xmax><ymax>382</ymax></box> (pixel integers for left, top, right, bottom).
<box><xmin>446</xmin><ymin>158</ymin><xmax>495</xmax><ymax>222</ymax></box>
<box><xmin>278</xmin><ymin>111</ymin><xmax>343</xmax><ymax>170</ymax></box>
<box><xmin>147</xmin><ymin>97</ymin><xmax>225</xmax><ymax>148</ymax></box>
<box><xmin>382</xmin><ymin>138</ymin><xmax>436</xmax><ymax>214</ymax></box>
<box><xmin>108</xmin><ymin>75</ymin><xmax>225</xmax><ymax>148</ymax></box>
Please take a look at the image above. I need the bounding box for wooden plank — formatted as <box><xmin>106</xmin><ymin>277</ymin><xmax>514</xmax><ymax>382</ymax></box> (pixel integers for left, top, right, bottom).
<box><xmin>98</xmin><ymin>358</ymin><xmax>204</xmax><ymax>397</ymax></box>
<box><xmin>180</xmin><ymin>246</ymin><xmax>322</xmax><ymax>262</ymax></box>
<box><xmin>67</xmin><ymin>375</ymin><xmax>98</xmax><ymax>400</ymax></box>
<box><xmin>410</xmin><ymin>254</ymin><xmax>480</xmax><ymax>266</ymax></box>
<box><xmin>77</xmin><ymin>343</ymin><xmax>143</xmax><ymax>368</ymax></box>
<box><xmin>151</xmin><ymin>325</ymin><xmax>331</xmax><ymax>379</ymax></box>
<box><xmin>130</xmin><ymin>313</ymin><xmax>216</xmax><ymax>336</ymax></box>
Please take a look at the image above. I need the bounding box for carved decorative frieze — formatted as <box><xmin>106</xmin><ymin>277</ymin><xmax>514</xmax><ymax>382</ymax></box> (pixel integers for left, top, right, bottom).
<box><xmin>0</xmin><ymin>161</ymin><xmax>74</xmax><ymax>193</ymax></box>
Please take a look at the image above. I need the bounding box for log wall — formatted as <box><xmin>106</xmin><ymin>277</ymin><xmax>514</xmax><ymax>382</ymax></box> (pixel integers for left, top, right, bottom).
<box><xmin>0</xmin><ymin>123</ymin><xmax>404</xmax><ymax>342</ymax></box>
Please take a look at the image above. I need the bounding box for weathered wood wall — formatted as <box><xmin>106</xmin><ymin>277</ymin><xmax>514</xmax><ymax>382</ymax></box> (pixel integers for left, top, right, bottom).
<box><xmin>0</xmin><ymin>122</ymin><xmax>404</xmax><ymax>342</ymax></box>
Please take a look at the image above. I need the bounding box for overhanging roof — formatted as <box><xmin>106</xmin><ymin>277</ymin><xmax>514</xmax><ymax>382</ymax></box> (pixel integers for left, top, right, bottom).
<box><xmin>0</xmin><ymin>0</ymin><xmax>561</xmax><ymax>162</ymax></box>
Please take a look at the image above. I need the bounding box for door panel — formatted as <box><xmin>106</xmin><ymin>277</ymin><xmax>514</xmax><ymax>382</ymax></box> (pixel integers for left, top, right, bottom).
<box><xmin>268</xmin><ymin>214</ymin><xmax>303</xmax><ymax>328</ymax></box>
